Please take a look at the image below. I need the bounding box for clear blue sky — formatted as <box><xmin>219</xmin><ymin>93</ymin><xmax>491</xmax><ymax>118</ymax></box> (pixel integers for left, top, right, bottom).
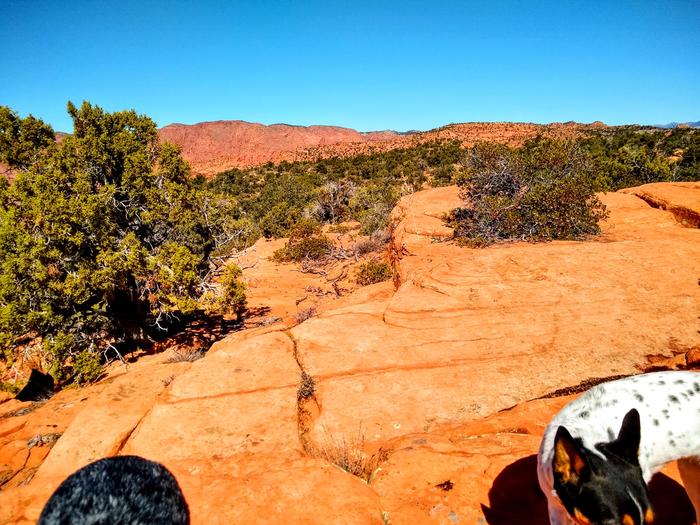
<box><xmin>1</xmin><ymin>0</ymin><xmax>698</xmax><ymax>132</ymax></box>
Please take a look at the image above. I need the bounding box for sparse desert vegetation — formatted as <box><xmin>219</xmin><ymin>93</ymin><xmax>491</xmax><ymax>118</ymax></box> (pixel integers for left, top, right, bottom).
<box><xmin>3</xmin><ymin>2</ymin><xmax>700</xmax><ymax>523</ymax></box>
<box><xmin>306</xmin><ymin>433</ymin><xmax>390</xmax><ymax>482</ymax></box>
<box><xmin>447</xmin><ymin>138</ymin><xmax>609</xmax><ymax>246</ymax></box>
<box><xmin>0</xmin><ymin>103</ymin><xmax>249</xmax><ymax>384</ymax></box>
<box><xmin>2</xmin><ymin>102</ymin><xmax>699</xmax><ymax>385</ymax></box>
<box><xmin>205</xmin><ymin>124</ymin><xmax>700</xmax><ymax>251</ymax></box>
<box><xmin>355</xmin><ymin>260</ymin><xmax>392</xmax><ymax>286</ymax></box>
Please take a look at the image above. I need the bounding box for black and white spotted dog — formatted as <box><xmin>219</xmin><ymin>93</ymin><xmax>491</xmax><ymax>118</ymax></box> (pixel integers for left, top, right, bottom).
<box><xmin>38</xmin><ymin>455</ymin><xmax>190</xmax><ymax>525</ymax></box>
<box><xmin>538</xmin><ymin>371</ymin><xmax>700</xmax><ymax>525</ymax></box>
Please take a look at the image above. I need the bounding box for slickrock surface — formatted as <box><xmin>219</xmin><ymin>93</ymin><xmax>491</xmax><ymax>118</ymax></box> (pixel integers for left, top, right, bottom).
<box><xmin>1</xmin><ymin>183</ymin><xmax>699</xmax><ymax>524</ymax></box>
<box><xmin>237</xmin><ymin>229</ymin><xmax>383</xmax><ymax>325</ymax></box>
<box><xmin>621</xmin><ymin>181</ymin><xmax>700</xmax><ymax>228</ymax></box>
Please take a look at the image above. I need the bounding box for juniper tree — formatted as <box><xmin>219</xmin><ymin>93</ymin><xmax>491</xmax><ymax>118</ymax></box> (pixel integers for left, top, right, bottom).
<box><xmin>0</xmin><ymin>102</ymin><xmax>249</xmax><ymax>383</ymax></box>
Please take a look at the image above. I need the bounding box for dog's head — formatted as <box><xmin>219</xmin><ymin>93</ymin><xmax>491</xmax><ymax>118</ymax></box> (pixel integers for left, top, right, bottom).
<box><xmin>552</xmin><ymin>409</ymin><xmax>654</xmax><ymax>525</ymax></box>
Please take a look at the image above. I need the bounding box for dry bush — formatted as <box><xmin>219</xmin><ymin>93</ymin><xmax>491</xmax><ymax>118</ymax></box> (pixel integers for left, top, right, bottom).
<box><xmin>352</xmin><ymin>237</ymin><xmax>385</xmax><ymax>256</ymax></box>
<box><xmin>166</xmin><ymin>348</ymin><xmax>206</xmax><ymax>363</ymax></box>
<box><xmin>257</xmin><ymin>316</ymin><xmax>283</xmax><ymax>327</ymax></box>
<box><xmin>309</xmin><ymin>432</ymin><xmax>390</xmax><ymax>482</ymax></box>
<box><xmin>297</xmin><ymin>371</ymin><xmax>316</xmax><ymax>401</ymax></box>
<box><xmin>295</xmin><ymin>307</ymin><xmax>317</xmax><ymax>324</ymax></box>
<box><xmin>27</xmin><ymin>433</ymin><xmax>61</xmax><ymax>449</ymax></box>
<box><xmin>328</xmin><ymin>224</ymin><xmax>356</xmax><ymax>234</ymax></box>
<box><xmin>448</xmin><ymin>139</ymin><xmax>608</xmax><ymax>246</ymax></box>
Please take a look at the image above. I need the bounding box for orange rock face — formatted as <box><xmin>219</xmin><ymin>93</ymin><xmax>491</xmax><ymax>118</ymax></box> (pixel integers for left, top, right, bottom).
<box><xmin>621</xmin><ymin>181</ymin><xmax>700</xmax><ymax>228</ymax></box>
<box><xmin>158</xmin><ymin>120</ymin><xmax>593</xmax><ymax>176</ymax></box>
<box><xmin>157</xmin><ymin>120</ymin><xmax>398</xmax><ymax>177</ymax></box>
<box><xmin>1</xmin><ymin>182</ymin><xmax>699</xmax><ymax>524</ymax></box>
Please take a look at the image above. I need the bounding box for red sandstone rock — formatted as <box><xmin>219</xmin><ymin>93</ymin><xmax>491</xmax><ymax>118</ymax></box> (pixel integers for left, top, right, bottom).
<box><xmin>295</xmin><ymin>186</ymin><xmax>700</xmax><ymax>446</ymax></box>
<box><xmin>158</xmin><ymin>120</ymin><xmax>593</xmax><ymax>176</ymax></box>
<box><xmin>687</xmin><ymin>347</ymin><xmax>700</xmax><ymax>368</ymax></box>
<box><xmin>2</xmin><ymin>182</ymin><xmax>699</xmax><ymax>524</ymax></box>
<box><xmin>621</xmin><ymin>181</ymin><xmax>700</xmax><ymax>228</ymax></box>
<box><xmin>157</xmin><ymin>120</ymin><xmax>398</xmax><ymax>177</ymax></box>
<box><xmin>374</xmin><ymin>397</ymin><xmax>695</xmax><ymax>525</ymax></box>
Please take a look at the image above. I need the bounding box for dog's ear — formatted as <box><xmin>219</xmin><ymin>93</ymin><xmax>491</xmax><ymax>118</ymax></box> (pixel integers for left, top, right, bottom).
<box><xmin>606</xmin><ymin>408</ymin><xmax>641</xmax><ymax>464</ymax></box>
<box><xmin>553</xmin><ymin>426</ymin><xmax>590</xmax><ymax>486</ymax></box>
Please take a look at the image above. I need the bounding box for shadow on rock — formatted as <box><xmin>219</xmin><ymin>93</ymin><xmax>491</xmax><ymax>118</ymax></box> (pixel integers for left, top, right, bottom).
<box><xmin>648</xmin><ymin>472</ymin><xmax>695</xmax><ymax>525</ymax></box>
<box><xmin>482</xmin><ymin>455</ymin><xmax>695</xmax><ymax>525</ymax></box>
<box><xmin>16</xmin><ymin>369</ymin><xmax>54</xmax><ymax>402</ymax></box>
<box><xmin>481</xmin><ymin>455</ymin><xmax>548</xmax><ymax>525</ymax></box>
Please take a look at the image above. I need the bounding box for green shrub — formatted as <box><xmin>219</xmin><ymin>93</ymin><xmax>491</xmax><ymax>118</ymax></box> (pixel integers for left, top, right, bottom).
<box><xmin>259</xmin><ymin>202</ymin><xmax>301</xmax><ymax>238</ymax></box>
<box><xmin>273</xmin><ymin>235</ymin><xmax>334</xmax><ymax>262</ymax></box>
<box><xmin>271</xmin><ymin>217</ymin><xmax>334</xmax><ymax>262</ymax></box>
<box><xmin>288</xmin><ymin>218</ymin><xmax>323</xmax><ymax>239</ymax></box>
<box><xmin>71</xmin><ymin>350</ymin><xmax>103</xmax><ymax>384</ymax></box>
<box><xmin>206</xmin><ymin>140</ymin><xmax>468</xmax><ymax>233</ymax></box>
<box><xmin>328</xmin><ymin>224</ymin><xmax>355</xmax><ymax>234</ymax></box>
<box><xmin>448</xmin><ymin>139</ymin><xmax>608</xmax><ymax>246</ymax></box>
<box><xmin>350</xmin><ymin>184</ymin><xmax>401</xmax><ymax>235</ymax></box>
<box><xmin>0</xmin><ymin>102</ymin><xmax>247</xmax><ymax>384</ymax></box>
<box><xmin>0</xmin><ymin>381</ymin><xmax>20</xmax><ymax>395</ymax></box>
<box><xmin>202</xmin><ymin>264</ymin><xmax>247</xmax><ymax>319</ymax></box>
<box><xmin>355</xmin><ymin>260</ymin><xmax>392</xmax><ymax>285</ymax></box>
<box><xmin>430</xmin><ymin>164</ymin><xmax>458</xmax><ymax>186</ymax></box>
<box><xmin>581</xmin><ymin>126</ymin><xmax>700</xmax><ymax>190</ymax></box>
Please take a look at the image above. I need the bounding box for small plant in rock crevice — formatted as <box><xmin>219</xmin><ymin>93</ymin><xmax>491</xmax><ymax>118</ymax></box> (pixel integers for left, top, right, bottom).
<box><xmin>297</xmin><ymin>371</ymin><xmax>316</xmax><ymax>401</ymax></box>
<box><xmin>294</xmin><ymin>307</ymin><xmax>317</xmax><ymax>325</ymax></box>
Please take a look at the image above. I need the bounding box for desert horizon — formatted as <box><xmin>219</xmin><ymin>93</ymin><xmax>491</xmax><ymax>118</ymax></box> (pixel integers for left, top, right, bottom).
<box><xmin>1</xmin><ymin>1</ymin><xmax>698</xmax><ymax>524</ymax></box>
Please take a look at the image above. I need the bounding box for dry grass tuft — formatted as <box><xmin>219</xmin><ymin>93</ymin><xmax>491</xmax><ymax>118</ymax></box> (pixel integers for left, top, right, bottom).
<box><xmin>294</xmin><ymin>306</ymin><xmax>317</xmax><ymax>324</ymax></box>
<box><xmin>309</xmin><ymin>432</ymin><xmax>391</xmax><ymax>482</ymax></box>
<box><xmin>353</xmin><ymin>237</ymin><xmax>386</xmax><ymax>256</ymax></box>
<box><xmin>27</xmin><ymin>433</ymin><xmax>61</xmax><ymax>449</ymax></box>
<box><xmin>166</xmin><ymin>348</ymin><xmax>206</xmax><ymax>363</ymax></box>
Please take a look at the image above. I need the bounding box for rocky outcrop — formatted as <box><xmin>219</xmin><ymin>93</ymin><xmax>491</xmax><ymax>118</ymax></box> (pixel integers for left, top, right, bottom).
<box><xmin>157</xmin><ymin>120</ymin><xmax>398</xmax><ymax>176</ymax></box>
<box><xmin>621</xmin><ymin>181</ymin><xmax>700</xmax><ymax>228</ymax></box>
<box><xmin>1</xmin><ymin>183</ymin><xmax>699</xmax><ymax>524</ymax></box>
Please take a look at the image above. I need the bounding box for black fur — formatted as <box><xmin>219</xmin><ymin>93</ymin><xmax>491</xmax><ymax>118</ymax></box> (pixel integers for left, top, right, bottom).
<box><xmin>38</xmin><ymin>455</ymin><xmax>189</xmax><ymax>525</ymax></box>
<box><xmin>553</xmin><ymin>409</ymin><xmax>652</xmax><ymax>525</ymax></box>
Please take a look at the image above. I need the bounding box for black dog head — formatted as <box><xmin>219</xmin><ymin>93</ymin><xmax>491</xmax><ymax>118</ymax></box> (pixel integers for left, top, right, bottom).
<box><xmin>552</xmin><ymin>409</ymin><xmax>654</xmax><ymax>525</ymax></box>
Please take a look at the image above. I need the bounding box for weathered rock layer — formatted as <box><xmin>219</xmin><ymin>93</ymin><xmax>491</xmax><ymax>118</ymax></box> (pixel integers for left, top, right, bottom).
<box><xmin>1</xmin><ymin>183</ymin><xmax>699</xmax><ymax>524</ymax></box>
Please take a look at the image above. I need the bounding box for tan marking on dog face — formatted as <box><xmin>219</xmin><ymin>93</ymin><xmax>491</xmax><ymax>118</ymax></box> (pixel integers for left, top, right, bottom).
<box><xmin>573</xmin><ymin>508</ymin><xmax>591</xmax><ymax>525</ymax></box>
<box><xmin>554</xmin><ymin>439</ymin><xmax>585</xmax><ymax>484</ymax></box>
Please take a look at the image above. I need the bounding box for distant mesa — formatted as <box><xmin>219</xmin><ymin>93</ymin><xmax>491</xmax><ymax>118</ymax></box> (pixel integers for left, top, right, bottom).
<box><xmin>656</xmin><ymin>121</ymin><xmax>700</xmax><ymax>129</ymax></box>
<box><xmin>157</xmin><ymin>119</ymin><xmax>598</xmax><ymax>177</ymax></box>
<box><xmin>1</xmin><ymin>118</ymin><xmax>623</xmax><ymax>180</ymax></box>
<box><xmin>156</xmin><ymin>120</ymin><xmax>400</xmax><ymax>177</ymax></box>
